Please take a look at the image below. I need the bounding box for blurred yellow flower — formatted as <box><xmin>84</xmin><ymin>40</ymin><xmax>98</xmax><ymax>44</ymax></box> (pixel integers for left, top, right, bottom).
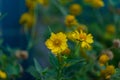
<box><xmin>91</xmin><ymin>0</ymin><xmax>104</xmax><ymax>8</ymax></box>
<box><xmin>45</xmin><ymin>32</ymin><xmax>68</xmax><ymax>55</ymax></box>
<box><xmin>19</xmin><ymin>13</ymin><xmax>35</xmax><ymax>28</ymax></box>
<box><xmin>26</xmin><ymin>0</ymin><xmax>37</xmax><ymax>10</ymax></box>
<box><xmin>69</xmin><ymin>4</ymin><xmax>82</xmax><ymax>16</ymax></box>
<box><xmin>37</xmin><ymin>0</ymin><xmax>49</xmax><ymax>7</ymax></box>
<box><xmin>0</xmin><ymin>70</ymin><xmax>7</xmax><ymax>79</ymax></box>
<box><xmin>101</xmin><ymin>65</ymin><xmax>115</xmax><ymax>79</ymax></box>
<box><xmin>65</xmin><ymin>15</ymin><xmax>78</xmax><ymax>27</ymax></box>
<box><xmin>106</xmin><ymin>24</ymin><xmax>116</xmax><ymax>34</ymax></box>
<box><xmin>84</xmin><ymin>0</ymin><xmax>104</xmax><ymax>8</ymax></box>
<box><xmin>99</xmin><ymin>54</ymin><xmax>109</xmax><ymax>65</ymax></box>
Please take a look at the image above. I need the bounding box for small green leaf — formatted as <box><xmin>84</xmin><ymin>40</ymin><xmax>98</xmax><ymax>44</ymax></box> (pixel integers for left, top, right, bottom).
<box><xmin>49</xmin><ymin>53</ymin><xmax>59</xmax><ymax>69</ymax></box>
<box><xmin>34</xmin><ymin>58</ymin><xmax>43</xmax><ymax>74</ymax></box>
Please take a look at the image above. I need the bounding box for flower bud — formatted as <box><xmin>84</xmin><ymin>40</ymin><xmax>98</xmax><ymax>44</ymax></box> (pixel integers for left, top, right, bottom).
<box><xmin>15</xmin><ymin>50</ymin><xmax>29</xmax><ymax>60</ymax></box>
<box><xmin>113</xmin><ymin>39</ymin><xmax>120</xmax><ymax>48</ymax></box>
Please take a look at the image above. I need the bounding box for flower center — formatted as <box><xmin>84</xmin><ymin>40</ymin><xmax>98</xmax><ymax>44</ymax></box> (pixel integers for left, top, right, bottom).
<box><xmin>79</xmin><ymin>34</ymin><xmax>86</xmax><ymax>41</ymax></box>
<box><xmin>53</xmin><ymin>39</ymin><xmax>61</xmax><ymax>47</ymax></box>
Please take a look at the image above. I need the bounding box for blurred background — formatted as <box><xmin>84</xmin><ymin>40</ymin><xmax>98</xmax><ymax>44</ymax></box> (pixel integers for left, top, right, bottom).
<box><xmin>0</xmin><ymin>0</ymin><xmax>120</xmax><ymax>80</ymax></box>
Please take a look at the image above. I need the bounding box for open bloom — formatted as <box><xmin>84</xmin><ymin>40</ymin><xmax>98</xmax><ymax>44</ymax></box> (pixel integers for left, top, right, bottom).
<box><xmin>67</xmin><ymin>30</ymin><xmax>93</xmax><ymax>49</ymax></box>
<box><xmin>79</xmin><ymin>30</ymin><xmax>93</xmax><ymax>49</ymax></box>
<box><xmin>45</xmin><ymin>32</ymin><xmax>68</xmax><ymax>55</ymax></box>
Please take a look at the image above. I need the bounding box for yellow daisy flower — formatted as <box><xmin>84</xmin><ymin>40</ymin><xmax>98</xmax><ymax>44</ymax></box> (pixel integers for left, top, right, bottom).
<box><xmin>67</xmin><ymin>30</ymin><xmax>93</xmax><ymax>49</ymax></box>
<box><xmin>45</xmin><ymin>32</ymin><xmax>68</xmax><ymax>55</ymax></box>
<box><xmin>79</xmin><ymin>30</ymin><xmax>93</xmax><ymax>49</ymax></box>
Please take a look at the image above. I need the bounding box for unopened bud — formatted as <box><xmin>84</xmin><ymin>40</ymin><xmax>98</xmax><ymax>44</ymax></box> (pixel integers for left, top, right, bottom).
<box><xmin>113</xmin><ymin>39</ymin><xmax>120</xmax><ymax>48</ymax></box>
<box><xmin>15</xmin><ymin>50</ymin><xmax>28</xmax><ymax>60</ymax></box>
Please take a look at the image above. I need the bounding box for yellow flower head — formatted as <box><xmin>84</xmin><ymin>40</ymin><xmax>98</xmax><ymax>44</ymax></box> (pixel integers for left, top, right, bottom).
<box><xmin>101</xmin><ymin>65</ymin><xmax>115</xmax><ymax>79</ymax></box>
<box><xmin>69</xmin><ymin>4</ymin><xmax>82</xmax><ymax>16</ymax></box>
<box><xmin>26</xmin><ymin>0</ymin><xmax>37</xmax><ymax>10</ymax></box>
<box><xmin>67</xmin><ymin>30</ymin><xmax>79</xmax><ymax>41</ymax></box>
<box><xmin>45</xmin><ymin>32</ymin><xmax>68</xmax><ymax>55</ymax></box>
<box><xmin>79</xmin><ymin>30</ymin><xmax>93</xmax><ymax>49</ymax></box>
<box><xmin>65</xmin><ymin>15</ymin><xmax>78</xmax><ymax>27</ymax></box>
<box><xmin>91</xmin><ymin>0</ymin><xmax>104</xmax><ymax>8</ymax></box>
<box><xmin>0</xmin><ymin>70</ymin><xmax>7</xmax><ymax>79</ymax></box>
<box><xmin>37</xmin><ymin>0</ymin><xmax>49</xmax><ymax>7</ymax></box>
<box><xmin>99</xmin><ymin>54</ymin><xmax>109</xmax><ymax>65</ymax></box>
<box><xmin>106</xmin><ymin>24</ymin><xmax>116</xmax><ymax>34</ymax></box>
<box><xmin>19</xmin><ymin>13</ymin><xmax>35</xmax><ymax>28</ymax></box>
<box><xmin>67</xmin><ymin>30</ymin><xmax>93</xmax><ymax>49</ymax></box>
<box><xmin>84</xmin><ymin>0</ymin><xmax>104</xmax><ymax>8</ymax></box>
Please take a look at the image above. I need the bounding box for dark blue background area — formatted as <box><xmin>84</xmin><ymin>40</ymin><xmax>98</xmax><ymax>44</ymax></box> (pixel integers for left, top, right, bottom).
<box><xmin>1</xmin><ymin>0</ymin><xmax>27</xmax><ymax>49</ymax></box>
<box><xmin>1</xmin><ymin>0</ymin><xmax>35</xmax><ymax>80</ymax></box>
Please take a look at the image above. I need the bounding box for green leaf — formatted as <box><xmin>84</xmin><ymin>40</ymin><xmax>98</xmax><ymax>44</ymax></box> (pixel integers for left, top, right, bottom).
<box><xmin>34</xmin><ymin>58</ymin><xmax>43</xmax><ymax>74</ymax></box>
<box><xmin>27</xmin><ymin>66</ymin><xmax>41</xmax><ymax>79</ymax></box>
<box><xmin>49</xmin><ymin>53</ymin><xmax>59</xmax><ymax>69</ymax></box>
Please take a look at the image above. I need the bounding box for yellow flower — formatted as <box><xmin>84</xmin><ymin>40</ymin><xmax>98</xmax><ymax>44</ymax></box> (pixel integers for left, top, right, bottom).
<box><xmin>101</xmin><ymin>65</ymin><xmax>115</xmax><ymax>79</ymax></box>
<box><xmin>0</xmin><ymin>70</ymin><xmax>7</xmax><ymax>79</ymax></box>
<box><xmin>19</xmin><ymin>13</ymin><xmax>35</xmax><ymax>28</ymax></box>
<box><xmin>106</xmin><ymin>24</ymin><xmax>116</xmax><ymax>34</ymax></box>
<box><xmin>79</xmin><ymin>30</ymin><xmax>93</xmax><ymax>49</ymax></box>
<box><xmin>26</xmin><ymin>0</ymin><xmax>37</xmax><ymax>10</ymax></box>
<box><xmin>91</xmin><ymin>0</ymin><xmax>104</xmax><ymax>8</ymax></box>
<box><xmin>37</xmin><ymin>0</ymin><xmax>49</xmax><ymax>7</ymax></box>
<box><xmin>84</xmin><ymin>0</ymin><xmax>104</xmax><ymax>8</ymax></box>
<box><xmin>45</xmin><ymin>32</ymin><xmax>68</xmax><ymax>55</ymax></box>
<box><xmin>67</xmin><ymin>30</ymin><xmax>93</xmax><ymax>49</ymax></box>
<box><xmin>69</xmin><ymin>4</ymin><xmax>82</xmax><ymax>16</ymax></box>
<box><xmin>65</xmin><ymin>15</ymin><xmax>78</xmax><ymax>27</ymax></box>
<box><xmin>67</xmin><ymin>30</ymin><xmax>79</xmax><ymax>41</ymax></box>
<box><xmin>99</xmin><ymin>54</ymin><xmax>109</xmax><ymax>65</ymax></box>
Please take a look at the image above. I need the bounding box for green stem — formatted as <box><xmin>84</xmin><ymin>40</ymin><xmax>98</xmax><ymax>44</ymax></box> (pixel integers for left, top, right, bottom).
<box><xmin>75</xmin><ymin>43</ymin><xmax>81</xmax><ymax>57</ymax></box>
